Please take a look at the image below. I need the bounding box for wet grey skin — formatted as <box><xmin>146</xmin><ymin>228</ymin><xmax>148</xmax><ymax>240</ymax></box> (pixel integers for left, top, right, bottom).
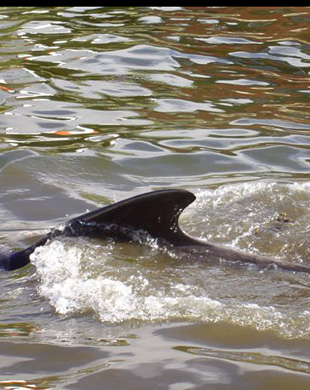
<box><xmin>1</xmin><ymin>189</ymin><xmax>310</xmax><ymax>274</ymax></box>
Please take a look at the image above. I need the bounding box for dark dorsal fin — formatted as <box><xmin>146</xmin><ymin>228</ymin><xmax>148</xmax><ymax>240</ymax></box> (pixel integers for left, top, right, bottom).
<box><xmin>0</xmin><ymin>189</ymin><xmax>198</xmax><ymax>271</ymax></box>
<box><xmin>64</xmin><ymin>189</ymin><xmax>199</xmax><ymax>246</ymax></box>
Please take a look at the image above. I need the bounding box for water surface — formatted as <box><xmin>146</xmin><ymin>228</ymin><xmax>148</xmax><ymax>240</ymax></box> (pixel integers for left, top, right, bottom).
<box><xmin>1</xmin><ymin>6</ymin><xmax>310</xmax><ymax>389</ymax></box>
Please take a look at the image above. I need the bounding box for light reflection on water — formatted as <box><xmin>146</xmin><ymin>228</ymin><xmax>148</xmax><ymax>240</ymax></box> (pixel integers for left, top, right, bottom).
<box><xmin>1</xmin><ymin>6</ymin><xmax>310</xmax><ymax>390</ymax></box>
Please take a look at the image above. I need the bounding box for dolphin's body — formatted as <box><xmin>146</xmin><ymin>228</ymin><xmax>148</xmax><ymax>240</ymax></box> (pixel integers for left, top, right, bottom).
<box><xmin>1</xmin><ymin>189</ymin><xmax>310</xmax><ymax>274</ymax></box>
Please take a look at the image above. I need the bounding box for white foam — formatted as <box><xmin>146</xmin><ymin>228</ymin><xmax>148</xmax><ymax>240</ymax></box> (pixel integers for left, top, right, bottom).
<box><xmin>31</xmin><ymin>239</ymin><xmax>224</xmax><ymax>323</ymax></box>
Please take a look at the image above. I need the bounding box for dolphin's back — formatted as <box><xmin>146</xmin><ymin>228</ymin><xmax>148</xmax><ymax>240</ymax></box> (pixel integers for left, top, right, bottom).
<box><xmin>1</xmin><ymin>188</ymin><xmax>310</xmax><ymax>275</ymax></box>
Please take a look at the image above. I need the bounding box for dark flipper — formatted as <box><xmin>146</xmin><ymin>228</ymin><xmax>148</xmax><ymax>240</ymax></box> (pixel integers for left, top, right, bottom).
<box><xmin>0</xmin><ymin>189</ymin><xmax>198</xmax><ymax>271</ymax></box>
<box><xmin>0</xmin><ymin>233</ymin><xmax>52</xmax><ymax>271</ymax></box>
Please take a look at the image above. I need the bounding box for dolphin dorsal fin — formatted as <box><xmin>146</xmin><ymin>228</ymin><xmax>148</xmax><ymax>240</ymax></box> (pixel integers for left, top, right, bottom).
<box><xmin>64</xmin><ymin>189</ymin><xmax>198</xmax><ymax>246</ymax></box>
<box><xmin>0</xmin><ymin>189</ymin><xmax>199</xmax><ymax>271</ymax></box>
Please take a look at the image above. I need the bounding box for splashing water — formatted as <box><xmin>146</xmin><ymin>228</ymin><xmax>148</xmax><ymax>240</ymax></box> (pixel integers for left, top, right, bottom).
<box><xmin>31</xmin><ymin>181</ymin><xmax>310</xmax><ymax>338</ymax></box>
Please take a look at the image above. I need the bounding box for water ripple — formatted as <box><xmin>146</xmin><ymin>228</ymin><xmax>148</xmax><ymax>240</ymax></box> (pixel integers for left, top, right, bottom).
<box><xmin>2</xmin><ymin>7</ymin><xmax>310</xmax><ymax>387</ymax></box>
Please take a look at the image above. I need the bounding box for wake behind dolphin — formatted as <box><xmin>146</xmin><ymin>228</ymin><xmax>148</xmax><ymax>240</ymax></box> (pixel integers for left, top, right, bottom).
<box><xmin>1</xmin><ymin>189</ymin><xmax>310</xmax><ymax>274</ymax></box>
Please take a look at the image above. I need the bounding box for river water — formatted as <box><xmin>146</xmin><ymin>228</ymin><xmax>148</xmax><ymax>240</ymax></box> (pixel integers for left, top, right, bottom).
<box><xmin>1</xmin><ymin>6</ymin><xmax>310</xmax><ymax>389</ymax></box>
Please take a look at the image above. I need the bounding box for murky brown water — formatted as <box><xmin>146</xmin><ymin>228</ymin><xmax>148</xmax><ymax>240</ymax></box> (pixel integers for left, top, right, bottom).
<box><xmin>1</xmin><ymin>6</ymin><xmax>310</xmax><ymax>389</ymax></box>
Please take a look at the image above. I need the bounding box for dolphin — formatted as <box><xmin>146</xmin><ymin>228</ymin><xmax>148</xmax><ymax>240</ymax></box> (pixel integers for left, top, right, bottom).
<box><xmin>1</xmin><ymin>189</ymin><xmax>310</xmax><ymax>274</ymax></box>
